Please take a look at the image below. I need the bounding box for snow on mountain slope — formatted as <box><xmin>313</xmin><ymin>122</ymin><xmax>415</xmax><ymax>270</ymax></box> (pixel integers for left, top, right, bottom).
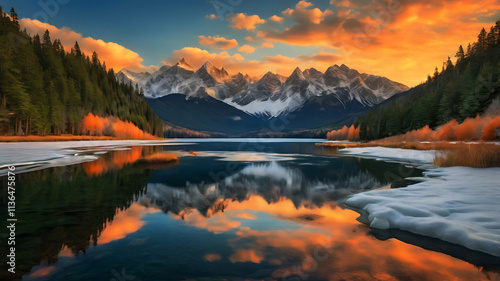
<box><xmin>117</xmin><ymin>59</ymin><xmax>409</xmax><ymax>117</ymax></box>
<box><xmin>225</xmin><ymin>96</ymin><xmax>302</xmax><ymax>117</ymax></box>
<box><xmin>116</xmin><ymin>69</ymin><xmax>152</xmax><ymax>89</ymax></box>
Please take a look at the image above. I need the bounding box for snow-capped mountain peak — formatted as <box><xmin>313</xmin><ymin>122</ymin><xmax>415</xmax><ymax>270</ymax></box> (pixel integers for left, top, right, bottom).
<box><xmin>176</xmin><ymin>57</ymin><xmax>194</xmax><ymax>71</ymax></box>
<box><xmin>303</xmin><ymin>68</ymin><xmax>322</xmax><ymax>79</ymax></box>
<box><xmin>198</xmin><ymin>61</ymin><xmax>228</xmax><ymax>80</ymax></box>
<box><xmin>118</xmin><ymin>59</ymin><xmax>409</xmax><ymax>116</ymax></box>
<box><xmin>286</xmin><ymin>67</ymin><xmax>306</xmax><ymax>82</ymax></box>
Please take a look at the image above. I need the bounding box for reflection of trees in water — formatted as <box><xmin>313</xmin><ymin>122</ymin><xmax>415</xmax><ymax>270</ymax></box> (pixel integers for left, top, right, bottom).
<box><xmin>139</xmin><ymin>161</ymin><xmax>384</xmax><ymax>217</ymax></box>
<box><xmin>81</xmin><ymin>146</ymin><xmax>162</xmax><ymax>177</ymax></box>
<box><xmin>356</xmin><ymin>157</ymin><xmax>424</xmax><ymax>188</ymax></box>
<box><xmin>0</xmin><ymin>151</ymin><xmax>156</xmax><ymax>280</ymax></box>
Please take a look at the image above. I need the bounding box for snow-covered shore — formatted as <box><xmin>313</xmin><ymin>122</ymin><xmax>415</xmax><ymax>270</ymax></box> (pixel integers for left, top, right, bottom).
<box><xmin>0</xmin><ymin>138</ymin><xmax>323</xmax><ymax>176</ymax></box>
<box><xmin>0</xmin><ymin>140</ymin><xmax>185</xmax><ymax>175</ymax></box>
<box><xmin>341</xmin><ymin>146</ymin><xmax>500</xmax><ymax>257</ymax></box>
<box><xmin>339</xmin><ymin>146</ymin><xmax>437</xmax><ymax>165</ymax></box>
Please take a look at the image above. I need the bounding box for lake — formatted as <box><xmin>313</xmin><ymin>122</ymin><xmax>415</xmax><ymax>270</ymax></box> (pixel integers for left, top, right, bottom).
<box><xmin>1</xmin><ymin>139</ymin><xmax>499</xmax><ymax>281</ymax></box>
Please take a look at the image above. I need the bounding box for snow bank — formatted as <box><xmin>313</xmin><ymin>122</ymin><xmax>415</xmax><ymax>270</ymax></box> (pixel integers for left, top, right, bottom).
<box><xmin>346</xmin><ymin>166</ymin><xmax>500</xmax><ymax>257</ymax></box>
<box><xmin>339</xmin><ymin>147</ymin><xmax>436</xmax><ymax>165</ymax></box>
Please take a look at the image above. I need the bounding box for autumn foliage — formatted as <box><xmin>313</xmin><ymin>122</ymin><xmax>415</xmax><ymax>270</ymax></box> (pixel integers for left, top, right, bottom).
<box><xmin>80</xmin><ymin>113</ymin><xmax>158</xmax><ymax>140</ymax></box>
<box><xmin>482</xmin><ymin>116</ymin><xmax>500</xmax><ymax>141</ymax></box>
<box><xmin>398</xmin><ymin>115</ymin><xmax>500</xmax><ymax>142</ymax></box>
<box><xmin>327</xmin><ymin>125</ymin><xmax>360</xmax><ymax>141</ymax></box>
<box><xmin>80</xmin><ymin>113</ymin><xmax>105</xmax><ymax>136</ymax></box>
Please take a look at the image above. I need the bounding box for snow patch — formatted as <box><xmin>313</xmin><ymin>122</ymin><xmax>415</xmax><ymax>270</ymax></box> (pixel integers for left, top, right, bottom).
<box><xmin>339</xmin><ymin>147</ymin><xmax>436</xmax><ymax>165</ymax></box>
<box><xmin>224</xmin><ymin>97</ymin><xmax>301</xmax><ymax>117</ymax></box>
<box><xmin>347</xmin><ymin>166</ymin><xmax>500</xmax><ymax>257</ymax></box>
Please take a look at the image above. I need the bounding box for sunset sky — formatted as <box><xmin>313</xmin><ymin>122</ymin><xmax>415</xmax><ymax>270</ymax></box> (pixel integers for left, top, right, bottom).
<box><xmin>3</xmin><ymin>0</ymin><xmax>500</xmax><ymax>86</ymax></box>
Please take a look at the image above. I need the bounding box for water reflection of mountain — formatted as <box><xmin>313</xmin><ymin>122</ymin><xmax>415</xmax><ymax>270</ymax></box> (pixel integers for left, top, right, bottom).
<box><xmin>0</xmin><ymin>151</ymin><xmax>156</xmax><ymax>280</ymax></box>
<box><xmin>140</xmin><ymin>161</ymin><xmax>386</xmax><ymax>216</ymax></box>
<box><xmin>4</xmin><ymin>143</ymin><xmax>497</xmax><ymax>281</ymax></box>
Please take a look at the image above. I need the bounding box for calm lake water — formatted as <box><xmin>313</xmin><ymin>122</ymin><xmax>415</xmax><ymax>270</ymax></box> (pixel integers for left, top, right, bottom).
<box><xmin>1</xmin><ymin>140</ymin><xmax>499</xmax><ymax>281</ymax></box>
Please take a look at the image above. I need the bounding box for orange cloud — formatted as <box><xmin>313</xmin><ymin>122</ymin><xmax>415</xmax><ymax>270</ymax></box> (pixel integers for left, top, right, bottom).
<box><xmin>281</xmin><ymin>1</ymin><xmax>334</xmax><ymax>24</ymax></box>
<box><xmin>177</xmin><ymin>207</ymin><xmax>241</xmax><ymax>234</ymax></box>
<box><xmin>164</xmin><ymin>47</ymin><xmax>243</xmax><ymax>65</ymax></box>
<box><xmin>163</xmin><ymin>47</ymin><xmax>268</xmax><ymax>76</ymax></box>
<box><xmin>163</xmin><ymin>47</ymin><xmax>344</xmax><ymax>79</ymax></box>
<box><xmin>260</xmin><ymin>42</ymin><xmax>274</xmax><ymax>48</ymax></box>
<box><xmin>227</xmin><ymin>13</ymin><xmax>265</xmax><ymax>31</ymax></box>
<box><xmin>263</xmin><ymin>54</ymin><xmax>297</xmax><ymax>65</ymax></box>
<box><xmin>97</xmin><ymin>203</ymin><xmax>158</xmax><ymax>244</ymax></box>
<box><xmin>261</xmin><ymin>51</ymin><xmax>343</xmax><ymax>76</ymax></box>
<box><xmin>269</xmin><ymin>15</ymin><xmax>284</xmax><ymax>23</ymax></box>
<box><xmin>19</xmin><ymin>18</ymin><xmax>155</xmax><ymax>73</ymax></box>
<box><xmin>238</xmin><ymin>45</ymin><xmax>255</xmax><ymax>53</ymax></box>
<box><xmin>175</xmin><ymin>195</ymin><xmax>497</xmax><ymax>280</ymax></box>
<box><xmin>198</xmin><ymin>35</ymin><xmax>238</xmax><ymax>49</ymax></box>
<box><xmin>206</xmin><ymin>14</ymin><xmax>219</xmax><ymax>20</ymax></box>
<box><xmin>25</xmin><ymin>266</ymin><xmax>56</xmax><ymax>278</ymax></box>
<box><xmin>258</xmin><ymin>0</ymin><xmax>500</xmax><ymax>86</ymax></box>
<box><xmin>235</xmin><ymin>212</ymin><xmax>257</xmax><ymax>220</ymax></box>
<box><xmin>229</xmin><ymin>249</ymin><xmax>263</xmax><ymax>264</ymax></box>
<box><xmin>245</xmin><ymin>36</ymin><xmax>254</xmax><ymax>42</ymax></box>
<box><xmin>204</xmin><ymin>253</ymin><xmax>222</xmax><ymax>262</ymax></box>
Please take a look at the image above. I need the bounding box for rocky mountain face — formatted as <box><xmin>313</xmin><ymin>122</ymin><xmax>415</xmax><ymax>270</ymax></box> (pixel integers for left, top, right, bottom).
<box><xmin>118</xmin><ymin>58</ymin><xmax>409</xmax><ymax>135</ymax></box>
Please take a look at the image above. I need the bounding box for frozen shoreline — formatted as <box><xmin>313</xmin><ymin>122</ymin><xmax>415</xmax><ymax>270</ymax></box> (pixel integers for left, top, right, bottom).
<box><xmin>0</xmin><ymin>140</ymin><xmax>186</xmax><ymax>175</ymax></box>
<box><xmin>0</xmin><ymin>138</ymin><xmax>324</xmax><ymax>176</ymax></box>
<box><xmin>338</xmin><ymin>146</ymin><xmax>437</xmax><ymax>166</ymax></box>
<box><xmin>341</xmin><ymin>146</ymin><xmax>500</xmax><ymax>257</ymax></box>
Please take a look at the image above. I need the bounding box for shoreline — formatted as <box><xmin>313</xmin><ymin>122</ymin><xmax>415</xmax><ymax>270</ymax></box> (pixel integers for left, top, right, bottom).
<box><xmin>317</xmin><ymin>140</ymin><xmax>500</xmax><ymax>150</ymax></box>
<box><xmin>337</xmin><ymin>146</ymin><xmax>500</xmax><ymax>258</ymax></box>
<box><xmin>0</xmin><ymin>135</ymin><xmax>163</xmax><ymax>142</ymax></box>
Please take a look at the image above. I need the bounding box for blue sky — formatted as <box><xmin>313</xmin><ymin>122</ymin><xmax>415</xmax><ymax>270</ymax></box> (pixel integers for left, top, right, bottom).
<box><xmin>0</xmin><ymin>0</ymin><xmax>328</xmax><ymax>66</ymax></box>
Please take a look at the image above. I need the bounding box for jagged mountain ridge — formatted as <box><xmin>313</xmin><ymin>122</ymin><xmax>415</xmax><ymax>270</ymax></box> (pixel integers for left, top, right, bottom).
<box><xmin>117</xmin><ymin>58</ymin><xmax>409</xmax><ymax>118</ymax></box>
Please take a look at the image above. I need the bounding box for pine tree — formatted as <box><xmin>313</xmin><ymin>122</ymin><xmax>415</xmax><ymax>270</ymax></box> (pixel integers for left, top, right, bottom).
<box><xmin>487</xmin><ymin>27</ymin><xmax>496</xmax><ymax>47</ymax></box>
<box><xmin>455</xmin><ymin>45</ymin><xmax>465</xmax><ymax>62</ymax></box>
<box><xmin>9</xmin><ymin>8</ymin><xmax>19</xmax><ymax>29</ymax></box>
<box><xmin>91</xmin><ymin>51</ymin><xmax>100</xmax><ymax>66</ymax></box>
<box><xmin>466</xmin><ymin>43</ymin><xmax>472</xmax><ymax>57</ymax></box>
<box><xmin>495</xmin><ymin>21</ymin><xmax>500</xmax><ymax>45</ymax></box>
<box><xmin>477</xmin><ymin>28</ymin><xmax>487</xmax><ymax>51</ymax></box>
<box><xmin>445</xmin><ymin>56</ymin><xmax>453</xmax><ymax>71</ymax></box>
<box><xmin>73</xmin><ymin>41</ymin><xmax>82</xmax><ymax>57</ymax></box>
<box><xmin>42</xmin><ymin>30</ymin><xmax>52</xmax><ymax>49</ymax></box>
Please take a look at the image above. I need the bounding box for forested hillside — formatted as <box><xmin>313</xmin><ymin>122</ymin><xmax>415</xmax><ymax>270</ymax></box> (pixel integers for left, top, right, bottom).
<box><xmin>0</xmin><ymin>7</ymin><xmax>163</xmax><ymax>137</ymax></box>
<box><xmin>355</xmin><ymin>21</ymin><xmax>500</xmax><ymax>140</ymax></box>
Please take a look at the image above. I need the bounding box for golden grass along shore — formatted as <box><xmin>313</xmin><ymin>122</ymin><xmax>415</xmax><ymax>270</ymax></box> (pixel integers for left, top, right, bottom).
<box><xmin>318</xmin><ymin>141</ymin><xmax>500</xmax><ymax>168</ymax></box>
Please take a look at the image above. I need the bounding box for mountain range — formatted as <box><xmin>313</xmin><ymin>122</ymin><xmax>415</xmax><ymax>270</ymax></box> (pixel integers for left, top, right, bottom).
<box><xmin>117</xmin><ymin>58</ymin><xmax>409</xmax><ymax>136</ymax></box>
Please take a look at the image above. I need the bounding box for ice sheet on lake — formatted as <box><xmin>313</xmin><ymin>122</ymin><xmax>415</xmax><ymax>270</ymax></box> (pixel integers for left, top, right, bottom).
<box><xmin>192</xmin><ymin>151</ymin><xmax>299</xmax><ymax>162</ymax></box>
<box><xmin>347</xmin><ymin>166</ymin><xmax>500</xmax><ymax>257</ymax></box>
<box><xmin>339</xmin><ymin>147</ymin><xmax>436</xmax><ymax>165</ymax></box>
<box><xmin>0</xmin><ymin>140</ymin><xmax>183</xmax><ymax>175</ymax></box>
